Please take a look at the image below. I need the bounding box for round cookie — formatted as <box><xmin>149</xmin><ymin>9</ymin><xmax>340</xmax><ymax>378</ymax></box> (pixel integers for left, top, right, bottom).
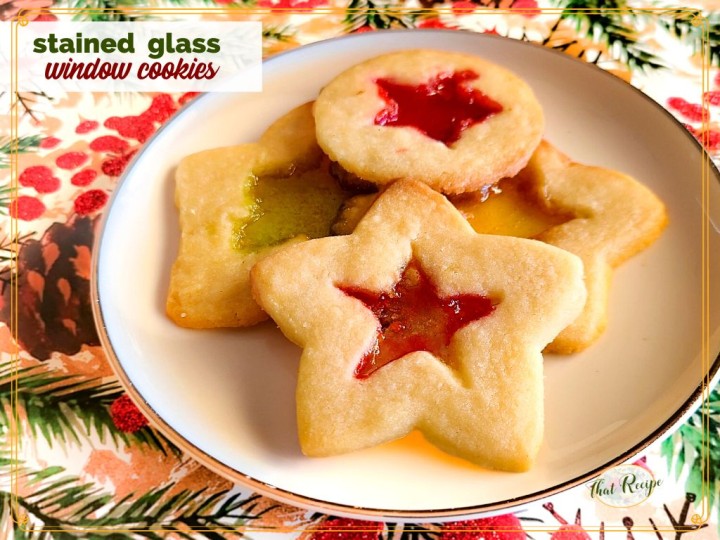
<box><xmin>313</xmin><ymin>49</ymin><xmax>545</xmax><ymax>194</ymax></box>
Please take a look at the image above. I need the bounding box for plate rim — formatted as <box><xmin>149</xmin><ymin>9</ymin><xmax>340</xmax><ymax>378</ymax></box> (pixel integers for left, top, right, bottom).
<box><xmin>91</xmin><ymin>29</ymin><xmax>720</xmax><ymax>521</ymax></box>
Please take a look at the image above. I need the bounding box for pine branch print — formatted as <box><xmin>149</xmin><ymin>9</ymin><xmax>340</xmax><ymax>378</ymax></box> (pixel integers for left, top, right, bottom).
<box><xmin>550</xmin><ymin>0</ymin><xmax>665</xmax><ymax>71</ymax></box>
<box><xmin>661</xmin><ymin>384</ymin><xmax>720</xmax><ymax>531</ymax></box>
<box><xmin>4</xmin><ymin>462</ymin><xmax>275</xmax><ymax>536</ymax></box>
<box><xmin>68</xmin><ymin>0</ymin><xmax>149</xmax><ymax>21</ymax></box>
<box><xmin>658</xmin><ymin>10</ymin><xmax>720</xmax><ymax>67</ymax></box>
<box><xmin>0</xmin><ymin>135</ymin><xmax>43</xmax><ymax>217</ymax></box>
<box><xmin>263</xmin><ymin>25</ymin><xmax>295</xmax><ymax>42</ymax></box>
<box><xmin>344</xmin><ymin>0</ymin><xmax>417</xmax><ymax>32</ymax></box>
<box><xmin>15</xmin><ymin>92</ymin><xmax>55</xmax><ymax>122</ymax></box>
<box><xmin>0</xmin><ymin>362</ymin><xmax>178</xmax><ymax>455</ymax></box>
<box><xmin>0</xmin><ymin>181</ymin><xmax>12</xmax><ymax>215</ymax></box>
<box><xmin>0</xmin><ymin>134</ymin><xmax>43</xmax><ymax>170</ymax></box>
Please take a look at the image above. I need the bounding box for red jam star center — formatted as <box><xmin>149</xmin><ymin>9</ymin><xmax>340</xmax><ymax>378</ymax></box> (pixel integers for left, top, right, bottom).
<box><xmin>340</xmin><ymin>259</ymin><xmax>495</xmax><ymax>379</ymax></box>
<box><xmin>373</xmin><ymin>70</ymin><xmax>504</xmax><ymax>145</ymax></box>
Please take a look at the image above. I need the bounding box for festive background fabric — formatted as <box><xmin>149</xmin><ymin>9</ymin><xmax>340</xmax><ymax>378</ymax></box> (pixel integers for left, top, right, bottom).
<box><xmin>1</xmin><ymin>0</ymin><xmax>719</xmax><ymax>537</ymax></box>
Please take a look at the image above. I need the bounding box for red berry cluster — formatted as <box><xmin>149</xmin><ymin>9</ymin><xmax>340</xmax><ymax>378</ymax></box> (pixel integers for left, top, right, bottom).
<box><xmin>310</xmin><ymin>518</ymin><xmax>383</xmax><ymax>540</ymax></box>
<box><xmin>110</xmin><ymin>394</ymin><xmax>149</xmax><ymax>433</ymax></box>
<box><xmin>13</xmin><ymin>93</ymin><xmax>189</xmax><ymax>221</ymax></box>
<box><xmin>668</xmin><ymin>72</ymin><xmax>720</xmax><ymax>152</ymax></box>
<box><xmin>96</xmin><ymin>94</ymin><xmax>177</xmax><ymax>178</ymax></box>
<box><xmin>11</xmin><ymin>196</ymin><xmax>46</xmax><ymax>220</ymax></box>
<box><xmin>440</xmin><ymin>514</ymin><xmax>526</xmax><ymax>540</ymax></box>
<box><xmin>19</xmin><ymin>165</ymin><xmax>60</xmax><ymax>194</ymax></box>
<box><xmin>105</xmin><ymin>94</ymin><xmax>177</xmax><ymax>144</ymax></box>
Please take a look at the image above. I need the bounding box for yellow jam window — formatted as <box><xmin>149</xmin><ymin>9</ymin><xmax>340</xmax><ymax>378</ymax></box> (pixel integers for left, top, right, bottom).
<box><xmin>233</xmin><ymin>167</ymin><xmax>346</xmax><ymax>252</ymax></box>
<box><xmin>453</xmin><ymin>179</ymin><xmax>570</xmax><ymax>239</ymax></box>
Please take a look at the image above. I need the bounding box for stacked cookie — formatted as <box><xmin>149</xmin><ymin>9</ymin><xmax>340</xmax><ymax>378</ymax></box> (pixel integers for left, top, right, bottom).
<box><xmin>167</xmin><ymin>49</ymin><xmax>667</xmax><ymax>471</ymax></box>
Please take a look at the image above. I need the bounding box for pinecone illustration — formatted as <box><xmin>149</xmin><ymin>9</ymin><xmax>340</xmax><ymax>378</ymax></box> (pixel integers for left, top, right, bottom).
<box><xmin>0</xmin><ymin>216</ymin><xmax>100</xmax><ymax>360</ymax></box>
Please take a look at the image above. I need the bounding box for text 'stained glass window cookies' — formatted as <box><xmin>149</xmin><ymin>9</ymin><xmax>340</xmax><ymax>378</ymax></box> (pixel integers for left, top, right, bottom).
<box><xmin>166</xmin><ymin>50</ymin><xmax>667</xmax><ymax>471</ymax></box>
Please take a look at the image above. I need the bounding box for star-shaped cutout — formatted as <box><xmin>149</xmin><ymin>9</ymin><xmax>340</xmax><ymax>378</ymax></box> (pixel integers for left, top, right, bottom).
<box><xmin>332</xmin><ymin>141</ymin><xmax>668</xmax><ymax>354</ymax></box>
<box><xmin>339</xmin><ymin>260</ymin><xmax>496</xmax><ymax>379</ymax></box>
<box><xmin>251</xmin><ymin>179</ymin><xmax>586</xmax><ymax>471</ymax></box>
<box><xmin>374</xmin><ymin>70</ymin><xmax>504</xmax><ymax>146</ymax></box>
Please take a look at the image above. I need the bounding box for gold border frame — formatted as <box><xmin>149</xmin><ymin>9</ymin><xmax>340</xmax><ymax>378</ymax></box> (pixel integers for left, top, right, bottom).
<box><xmin>7</xmin><ymin>5</ymin><xmax>716</xmax><ymax>535</ymax></box>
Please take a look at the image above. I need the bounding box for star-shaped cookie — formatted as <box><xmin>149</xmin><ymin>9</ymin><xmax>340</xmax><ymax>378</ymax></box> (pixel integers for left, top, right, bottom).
<box><xmin>334</xmin><ymin>141</ymin><xmax>668</xmax><ymax>353</ymax></box>
<box><xmin>251</xmin><ymin>179</ymin><xmax>586</xmax><ymax>471</ymax></box>
<box><xmin>507</xmin><ymin>142</ymin><xmax>667</xmax><ymax>353</ymax></box>
<box><xmin>166</xmin><ymin>103</ymin><xmax>346</xmax><ymax>328</ymax></box>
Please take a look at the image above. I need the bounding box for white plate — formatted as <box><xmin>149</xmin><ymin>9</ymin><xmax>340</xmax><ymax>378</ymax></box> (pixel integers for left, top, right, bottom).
<box><xmin>93</xmin><ymin>31</ymin><xmax>720</xmax><ymax>521</ymax></box>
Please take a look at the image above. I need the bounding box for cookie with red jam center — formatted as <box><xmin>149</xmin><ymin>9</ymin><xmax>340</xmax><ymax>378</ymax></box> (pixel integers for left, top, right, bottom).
<box><xmin>313</xmin><ymin>50</ymin><xmax>545</xmax><ymax>194</ymax></box>
<box><xmin>251</xmin><ymin>179</ymin><xmax>586</xmax><ymax>471</ymax></box>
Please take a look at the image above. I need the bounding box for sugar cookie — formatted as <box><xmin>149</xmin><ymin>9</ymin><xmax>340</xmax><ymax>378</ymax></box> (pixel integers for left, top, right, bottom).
<box><xmin>251</xmin><ymin>179</ymin><xmax>585</xmax><ymax>471</ymax></box>
<box><xmin>167</xmin><ymin>103</ymin><xmax>346</xmax><ymax>328</ymax></box>
<box><xmin>313</xmin><ymin>50</ymin><xmax>544</xmax><ymax>194</ymax></box>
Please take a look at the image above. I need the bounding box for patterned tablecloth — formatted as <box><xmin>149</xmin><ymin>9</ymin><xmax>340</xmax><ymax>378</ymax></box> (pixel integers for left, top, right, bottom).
<box><xmin>1</xmin><ymin>0</ymin><xmax>719</xmax><ymax>537</ymax></box>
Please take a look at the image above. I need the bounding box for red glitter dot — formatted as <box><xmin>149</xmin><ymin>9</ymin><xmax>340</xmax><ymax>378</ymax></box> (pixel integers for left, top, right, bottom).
<box><xmin>104</xmin><ymin>116</ymin><xmax>156</xmax><ymax>143</ymax></box>
<box><xmin>451</xmin><ymin>1</ymin><xmax>476</xmax><ymax>14</ymax></box>
<box><xmin>705</xmin><ymin>91</ymin><xmax>720</xmax><ymax>106</ymax></box>
<box><xmin>32</xmin><ymin>176</ymin><xmax>60</xmax><ymax>193</ymax></box>
<box><xmin>10</xmin><ymin>196</ymin><xmax>45</xmax><ymax>220</ymax></box>
<box><xmin>667</xmin><ymin>97</ymin><xmax>688</xmax><ymax>110</ymax></box>
<box><xmin>257</xmin><ymin>0</ymin><xmax>327</xmax><ymax>10</ymax></box>
<box><xmin>40</xmin><ymin>136</ymin><xmax>61</xmax><ymax>149</ymax></box>
<box><xmin>19</xmin><ymin>165</ymin><xmax>60</xmax><ymax>193</ymax></box>
<box><xmin>74</xmin><ymin>189</ymin><xmax>108</xmax><ymax>215</ymax></box>
<box><xmin>440</xmin><ymin>515</ymin><xmax>525</xmax><ymax>540</ymax></box>
<box><xmin>56</xmin><ymin>151</ymin><xmax>89</xmax><ymax>170</ymax></box>
<box><xmin>71</xmin><ymin>169</ymin><xmax>98</xmax><ymax>186</ymax></box>
<box><xmin>179</xmin><ymin>92</ymin><xmax>200</xmax><ymax>106</ymax></box>
<box><xmin>417</xmin><ymin>18</ymin><xmax>453</xmax><ymax>29</ymax></box>
<box><xmin>512</xmin><ymin>0</ymin><xmax>540</xmax><ymax>17</ymax></box>
<box><xmin>144</xmin><ymin>94</ymin><xmax>177</xmax><ymax>123</ymax></box>
<box><xmin>101</xmin><ymin>150</ymin><xmax>137</xmax><ymax>177</ymax></box>
<box><xmin>680</xmin><ymin>104</ymin><xmax>706</xmax><ymax>122</ymax></box>
<box><xmin>310</xmin><ymin>518</ymin><xmax>382</xmax><ymax>540</ymax></box>
<box><xmin>19</xmin><ymin>165</ymin><xmax>52</xmax><ymax>186</ymax></box>
<box><xmin>715</xmin><ymin>72</ymin><xmax>720</xmax><ymax>88</ymax></box>
<box><xmin>76</xmin><ymin>120</ymin><xmax>99</xmax><ymax>134</ymax></box>
<box><xmin>89</xmin><ymin>135</ymin><xmax>130</xmax><ymax>153</ymax></box>
<box><xmin>110</xmin><ymin>394</ymin><xmax>149</xmax><ymax>433</ymax></box>
<box><xmin>702</xmin><ymin>129</ymin><xmax>720</xmax><ymax>150</ymax></box>
<box><xmin>666</xmin><ymin>97</ymin><xmax>706</xmax><ymax>122</ymax></box>
<box><xmin>104</xmin><ymin>117</ymin><xmax>121</xmax><ymax>129</ymax></box>
<box><xmin>33</xmin><ymin>13</ymin><xmax>57</xmax><ymax>21</ymax></box>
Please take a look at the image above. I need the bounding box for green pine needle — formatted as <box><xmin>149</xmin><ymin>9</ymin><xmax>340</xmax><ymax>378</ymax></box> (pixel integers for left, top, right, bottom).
<box><xmin>4</xmin><ymin>463</ymin><xmax>275</xmax><ymax>535</ymax></box>
<box><xmin>0</xmin><ymin>135</ymin><xmax>43</xmax><ymax>170</ymax></box>
<box><xmin>0</xmin><ymin>183</ymin><xmax>13</xmax><ymax>215</ymax></box>
<box><xmin>69</xmin><ymin>0</ymin><xmax>149</xmax><ymax>22</ymax></box>
<box><xmin>551</xmin><ymin>0</ymin><xmax>666</xmax><ymax>71</ymax></box>
<box><xmin>0</xmin><ymin>362</ymin><xmax>178</xmax><ymax>456</ymax></box>
<box><xmin>344</xmin><ymin>0</ymin><xmax>417</xmax><ymax>31</ymax></box>
<box><xmin>263</xmin><ymin>25</ymin><xmax>295</xmax><ymax>43</ymax></box>
<box><xmin>658</xmin><ymin>11</ymin><xmax>720</xmax><ymax>67</ymax></box>
<box><xmin>60</xmin><ymin>0</ymin><xmax>256</xmax><ymax>16</ymax></box>
<box><xmin>661</xmin><ymin>384</ymin><xmax>720</xmax><ymax>528</ymax></box>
